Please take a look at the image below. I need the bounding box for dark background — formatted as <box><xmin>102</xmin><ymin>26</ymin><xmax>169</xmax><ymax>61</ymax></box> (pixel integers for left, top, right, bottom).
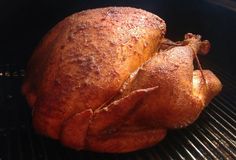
<box><xmin>0</xmin><ymin>0</ymin><xmax>235</xmax><ymax>76</ymax></box>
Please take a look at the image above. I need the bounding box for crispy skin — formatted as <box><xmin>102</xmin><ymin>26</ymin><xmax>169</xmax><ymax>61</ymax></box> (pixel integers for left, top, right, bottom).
<box><xmin>86</xmin><ymin>87</ymin><xmax>167</xmax><ymax>153</ymax></box>
<box><xmin>119</xmin><ymin>34</ymin><xmax>222</xmax><ymax>129</ymax></box>
<box><xmin>79</xmin><ymin>35</ymin><xmax>221</xmax><ymax>153</ymax></box>
<box><xmin>60</xmin><ymin>109</ymin><xmax>93</xmax><ymax>149</ymax></box>
<box><xmin>22</xmin><ymin>7</ymin><xmax>222</xmax><ymax>153</ymax></box>
<box><xmin>22</xmin><ymin>7</ymin><xmax>166</xmax><ymax>139</ymax></box>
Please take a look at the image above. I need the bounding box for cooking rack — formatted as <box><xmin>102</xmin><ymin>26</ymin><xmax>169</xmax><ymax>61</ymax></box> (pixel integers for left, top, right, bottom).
<box><xmin>0</xmin><ymin>61</ymin><xmax>235</xmax><ymax>160</ymax></box>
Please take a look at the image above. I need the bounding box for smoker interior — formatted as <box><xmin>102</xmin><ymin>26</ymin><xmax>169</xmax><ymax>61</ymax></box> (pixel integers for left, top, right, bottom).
<box><xmin>0</xmin><ymin>0</ymin><xmax>236</xmax><ymax>160</ymax></box>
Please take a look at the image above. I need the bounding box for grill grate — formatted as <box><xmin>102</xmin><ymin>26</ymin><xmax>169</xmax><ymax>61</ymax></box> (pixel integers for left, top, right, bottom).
<box><xmin>0</xmin><ymin>63</ymin><xmax>235</xmax><ymax>160</ymax></box>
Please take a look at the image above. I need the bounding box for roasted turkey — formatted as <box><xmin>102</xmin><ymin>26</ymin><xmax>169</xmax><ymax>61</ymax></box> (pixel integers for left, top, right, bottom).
<box><xmin>22</xmin><ymin>7</ymin><xmax>222</xmax><ymax>153</ymax></box>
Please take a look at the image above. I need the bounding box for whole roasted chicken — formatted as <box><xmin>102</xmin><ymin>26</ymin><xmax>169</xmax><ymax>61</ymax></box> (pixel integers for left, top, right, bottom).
<box><xmin>22</xmin><ymin>7</ymin><xmax>222</xmax><ymax>153</ymax></box>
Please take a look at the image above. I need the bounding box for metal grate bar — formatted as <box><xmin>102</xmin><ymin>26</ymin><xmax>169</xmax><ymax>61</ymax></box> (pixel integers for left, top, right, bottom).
<box><xmin>157</xmin><ymin>144</ymin><xmax>175</xmax><ymax>160</ymax></box>
<box><xmin>186</xmin><ymin>131</ymin><xmax>219</xmax><ymax>159</ymax></box>
<box><xmin>204</xmin><ymin>111</ymin><xmax>236</xmax><ymax>139</ymax></box>
<box><xmin>211</xmin><ymin>71</ymin><xmax>236</xmax><ymax>91</ymax></box>
<box><xmin>206</xmin><ymin>120</ymin><xmax>236</xmax><ymax>147</ymax></box>
<box><xmin>213</xmin><ymin>97</ymin><xmax>236</xmax><ymax>116</ymax></box>
<box><xmin>191</xmin><ymin>127</ymin><xmax>227</xmax><ymax>159</ymax></box>
<box><xmin>217</xmin><ymin>95</ymin><xmax>236</xmax><ymax>111</ymax></box>
<box><xmin>169</xmin><ymin>135</ymin><xmax>197</xmax><ymax>160</ymax></box>
<box><xmin>203</xmin><ymin>123</ymin><xmax>235</xmax><ymax>158</ymax></box>
<box><xmin>166</xmin><ymin>138</ymin><xmax>186</xmax><ymax>159</ymax></box>
<box><xmin>196</xmin><ymin>123</ymin><xmax>236</xmax><ymax>159</ymax></box>
<box><xmin>176</xmin><ymin>131</ymin><xmax>208</xmax><ymax>160</ymax></box>
<box><xmin>211</xmin><ymin>101</ymin><xmax>236</xmax><ymax>124</ymax></box>
<box><xmin>215</xmin><ymin>71</ymin><xmax>236</xmax><ymax>90</ymax></box>
<box><xmin>207</xmin><ymin>108</ymin><xmax>236</xmax><ymax>133</ymax></box>
<box><xmin>209</xmin><ymin>119</ymin><xmax>236</xmax><ymax>145</ymax></box>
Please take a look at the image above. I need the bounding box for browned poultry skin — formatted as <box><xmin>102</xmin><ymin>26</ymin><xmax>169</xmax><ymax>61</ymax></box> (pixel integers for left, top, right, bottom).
<box><xmin>22</xmin><ymin>7</ymin><xmax>222</xmax><ymax>153</ymax></box>
<box><xmin>83</xmin><ymin>34</ymin><xmax>222</xmax><ymax>152</ymax></box>
<box><xmin>118</xmin><ymin>34</ymin><xmax>222</xmax><ymax>129</ymax></box>
<box><xmin>22</xmin><ymin>7</ymin><xmax>165</xmax><ymax>140</ymax></box>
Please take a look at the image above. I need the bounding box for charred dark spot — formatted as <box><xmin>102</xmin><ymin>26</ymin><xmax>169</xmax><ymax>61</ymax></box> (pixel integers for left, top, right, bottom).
<box><xmin>131</xmin><ymin>36</ymin><xmax>138</xmax><ymax>43</ymax></box>
<box><xmin>106</xmin><ymin>8</ymin><xmax>118</xmax><ymax>16</ymax></box>
<box><xmin>60</xmin><ymin>45</ymin><xmax>65</xmax><ymax>50</ymax></box>
<box><xmin>102</xmin><ymin>127</ymin><xmax>118</xmax><ymax>135</ymax></box>
<box><xmin>105</xmin><ymin>8</ymin><xmax>120</xmax><ymax>21</ymax></box>
<box><xmin>80</xmin><ymin>82</ymin><xmax>88</xmax><ymax>90</ymax></box>
<box><xmin>76</xmin><ymin>23</ymin><xmax>87</xmax><ymax>31</ymax></box>
<box><xmin>68</xmin><ymin>24</ymin><xmax>87</xmax><ymax>36</ymax></box>
<box><xmin>93</xmin><ymin>24</ymin><xmax>104</xmax><ymax>30</ymax></box>
<box><xmin>94</xmin><ymin>70</ymin><xmax>100</xmax><ymax>75</ymax></box>
<box><xmin>54</xmin><ymin>79</ymin><xmax>61</xmax><ymax>86</ymax></box>
<box><xmin>109</xmin><ymin>69</ymin><xmax>119</xmax><ymax>79</ymax></box>
<box><xmin>126</xmin><ymin>23</ymin><xmax>134</xmax><ymax>30</ymax></box>
<box><xmin>122</xmin><ymin>56</ymin><xmax>126</xmax><ymax>62</ymax></box>
<box><xmin>109</xmin><ymin>41</ymin><xmax>116</xmax><ymax>47</ymax></box>
<box><xmin>133</xmin><ymin>51</ymin><xmax>138</xmax><ymax>55</ymax></box>
<box><xmin>128</xmin><ymin>44</ymin><xmax>133</xmax><ymax>48</ymax></box>
<box><xmin>101</xmin><ymin>17</ymin><xmax>106</xmax><ymax>21</ymax></box>
<box><xmin>67</xmin><ymin>35</ymin><xmax>74</xmax><ymax>42</ymax></box>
